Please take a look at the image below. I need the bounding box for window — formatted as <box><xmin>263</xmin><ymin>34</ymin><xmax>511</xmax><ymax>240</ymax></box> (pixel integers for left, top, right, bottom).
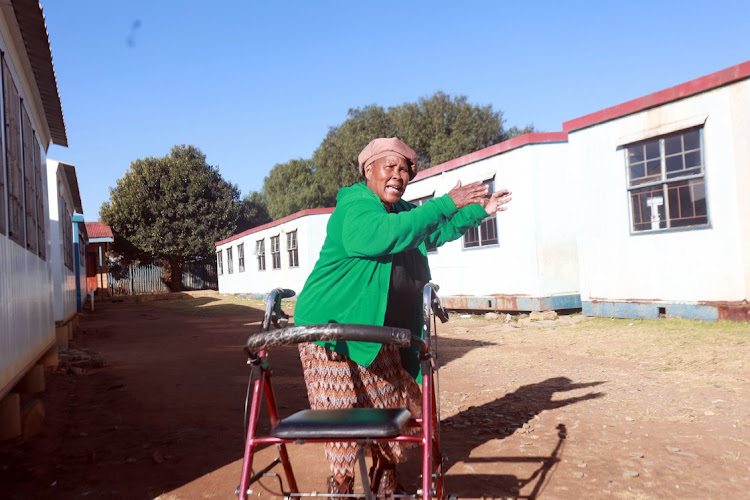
<box><xmin>62</xmin><ymin>198</ymin><xmax>73</xmax><ymax>271</ymax></box>
<box><xmin>4</xmin><ymin>58</ymin><xmax>23</xmax><ymax>247</ymax></box>
<box><xmin>34</xmin><ymin>135</ymin><xmax>45</xmax><ymax>259</ymax></box>
<box><xmin>79</xmin><ymin>230</ymin><xmax>85</xmax><ymax>269</ymax></box>
<box><xmin>226</xmin><ymin>246</ymin><xmax>234</xmax><ymax>274</ymax></box>
<box><xmin>256</xmin><ymin>239</ymin><xmax>266</xmax><ymax>271</ymax></box>
<box><xmin>217</xmin><ymin>249</ymin><xmax>223</xmax><ymax>275</ymax></box>
<box><xmin>21</xmin><ymin>105</ymin><xmax>37</xmax><ymax>254</ymax></box>
<box><xmin>626</xmin><ymin>127</ymin><xmax>708</xmax><ymax>233</ymax></box>
<box><xmin>287</xmin><ymin>230</ymin><xmax>299</xmax><ymax>268</ymax></box>
<box><xmin>463</xmin><ymin>179</ymin><xmax>498</xmax><ymax>248</ymax></box>
<box><xmin>411</xmin><ymin>196</ymin><xmax>437</xmax><ymax>253</ymax></box>
<box><xmin>1</xmin><ymin>56</ymin><xmax>44</xmax><ymax>258</ymax></box>
<box><xmin>238</xmin><ymin>243</ymin><xmax>245</xmax><ymax>272</ymax></box>
<box><xmin>271</xmin><ymin>235</ymin><xmax>281</xmax><ymax>269</ymax></box>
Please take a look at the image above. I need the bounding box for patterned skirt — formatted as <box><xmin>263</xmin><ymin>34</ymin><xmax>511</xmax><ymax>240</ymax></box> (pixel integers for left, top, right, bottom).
<box><xmin>298</xmin><ymin>342</ymin><xmax>422</xmax><ymax>477</ymax></box>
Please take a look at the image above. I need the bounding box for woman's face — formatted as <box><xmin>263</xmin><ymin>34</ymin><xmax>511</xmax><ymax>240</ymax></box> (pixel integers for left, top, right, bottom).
<box><xmin>364</xmin><ymin>155</ymin><xmax>411</xmax><ymax>208</ymax></box>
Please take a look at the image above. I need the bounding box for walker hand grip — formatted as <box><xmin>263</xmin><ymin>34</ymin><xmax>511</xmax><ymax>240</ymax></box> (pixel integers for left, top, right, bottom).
<box><xmin>245</xmin><ymin>324</ymin><xmax>412</xmax><ymax>355</ymax></box>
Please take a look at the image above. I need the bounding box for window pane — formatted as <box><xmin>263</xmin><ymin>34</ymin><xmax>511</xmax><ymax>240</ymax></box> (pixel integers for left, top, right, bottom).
<box><xmin>664</xmin><ymin>135</ymin><xmax>682</xmax><ymax>156</ymax></box>
<box><xmin>630</xmin><ymin>185</ymin><xmax>666</xmax><ymax>232</ymax></box>
<box><xmin>684</xmin><ymin>151</ymin><xmax>701</xmax><ymax>169</ymax></box>
<box><xmin>646</xmin><ymin>159</ymin><xmax>661</xmax><ymax>178</ymax></box>
<box><xmin>683</xmin><ymin>129</ymin><xmax>700</xmax><ymax>151</ymax></box>
<box><xmin>464</xmin><ymin>226</ymin><xmax>479</xmax><ymax>248</ymax></box>
<box><xmin>645</xmin><ymin>140</ymin><xmax>660</xmax><ymax>160</ymax></box>
<box><xmin>667</xmin><ymin>179</ymin><xmax>708</xmax><ymax>228</ymax></box>
<box><xmin>627</xmin><ymin>145</ymin><xmax>644</xmax><ymax>164</ymax></box>
<box><xmin>629</xmin><ymin>163</ymin><xmax>645</xmax><ymax>184</ymax></box>
<box><xmin>665</xmin><ymin>155</ymin><xmax>683</xmax><ymax>174</ymax></box>
<box><xmin>481</xmin><ymin>216</ymin><xmax>498</xmax><ymax>245</ymax></box>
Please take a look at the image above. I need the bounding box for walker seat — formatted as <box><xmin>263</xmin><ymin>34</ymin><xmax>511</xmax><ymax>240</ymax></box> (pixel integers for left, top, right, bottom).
<box><xmin>271</xmin><ymin>408</ymin><xmax>413</xmax><ymax>440</ymax></box>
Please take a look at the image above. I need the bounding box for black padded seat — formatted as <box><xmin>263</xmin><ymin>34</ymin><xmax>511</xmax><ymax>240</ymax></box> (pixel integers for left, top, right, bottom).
<box><xmin>270</xmin><ymin>408</ymin><xmax>412</xmax><ymax>439</ymax></box>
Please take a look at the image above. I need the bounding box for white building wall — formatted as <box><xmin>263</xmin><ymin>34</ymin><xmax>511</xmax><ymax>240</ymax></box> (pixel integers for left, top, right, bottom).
<box><xmin>46</xmin><ymin>159</ymin><xmax>78</xmax><ymax>322</ymax></box>
<box><xmin>404</xmin><ymin>141</ymin><xmax>579</xmax><ymax>302</ymax></box>
<box><xmin>0</xmin><ymin>39</ymin><xmax>55</xmax><ymax>396</ymax></box>
<box><xmin>217</xmin><ymin>212</ymin><xmax>332</xmax><ymax>297</ymax></box>
<box><xmin>571</xmin><ymin>80</ymin><xmax>750</xmax><ymax>305</ymax></box>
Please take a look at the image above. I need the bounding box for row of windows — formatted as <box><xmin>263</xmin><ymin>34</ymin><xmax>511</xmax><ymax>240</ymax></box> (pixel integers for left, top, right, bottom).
<box><xmin>218</xmin><ymin>230</ymin><xmax>299</xmax><ymax>275</ymax></box>
<box><xmin>0</xmin><ymin>54</ymin><xmax>46</xmax><ymax>259</ymax></box>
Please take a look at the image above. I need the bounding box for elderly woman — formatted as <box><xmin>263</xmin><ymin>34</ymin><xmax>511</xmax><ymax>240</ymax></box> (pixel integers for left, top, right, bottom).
<box><xmin>293</xmin><ymin>137</ymin><xmax>511</xmax><ymax>495</ymax></box>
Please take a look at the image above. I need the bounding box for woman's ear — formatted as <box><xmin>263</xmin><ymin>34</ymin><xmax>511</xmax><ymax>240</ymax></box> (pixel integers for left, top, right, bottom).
<box><xmin>363</xmin><ymin>165</ymin><xmax>371</xmax><ymax>181</ymax></box>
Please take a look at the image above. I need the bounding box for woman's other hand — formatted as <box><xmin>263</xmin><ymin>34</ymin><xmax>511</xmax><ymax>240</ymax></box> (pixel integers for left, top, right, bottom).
<box><xmin>448</xmin><ymin>181</ymin><xmax>489</xmax><ymax>209</ymax></box>
<box><xmin>479</xmin><ymin>188</ymin><xmax>512</xmax><ymax>214</ymax></box>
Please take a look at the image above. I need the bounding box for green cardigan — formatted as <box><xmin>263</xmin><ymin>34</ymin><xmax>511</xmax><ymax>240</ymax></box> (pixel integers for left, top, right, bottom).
<box><xmin>293</xmin><ymin>182</ymin><xmax>488</xmax><ymax>378</ymax></box>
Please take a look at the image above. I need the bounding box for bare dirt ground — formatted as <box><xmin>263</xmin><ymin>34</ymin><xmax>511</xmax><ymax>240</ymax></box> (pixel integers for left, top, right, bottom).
<box><xmin>2</xmin><ymin>294</ymin><xmax>749</xmax><ymax>499</ymax></box>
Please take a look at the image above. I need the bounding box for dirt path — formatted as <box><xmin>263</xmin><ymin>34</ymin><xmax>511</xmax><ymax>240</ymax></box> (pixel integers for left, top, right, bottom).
<box><xmin>2</xmin><ymin>296</ymin><xmax>749</xmax><ymax>499</ymax></box>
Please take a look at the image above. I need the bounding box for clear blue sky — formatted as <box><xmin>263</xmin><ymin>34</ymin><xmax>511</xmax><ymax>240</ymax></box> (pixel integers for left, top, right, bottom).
<box><xmin>42</xmin><ymin>0</ymin><xmax>749</xmax><ymax>221</ymax></box>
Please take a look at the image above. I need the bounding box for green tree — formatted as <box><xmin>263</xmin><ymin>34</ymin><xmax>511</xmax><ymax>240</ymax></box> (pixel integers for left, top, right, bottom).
<box><xmin>312</xmin><ymin>105</ymin><xmax>395</xmax><ymax>203</ymax></box>
<box><xmin>392</xmin><ymin>91</ymin><xmax>508</xmax><ymax>167</ymax></box>
<box><xmin>237</xmin><ymin>191</ymin><xmax>272</xmax><ymax>232</ymax></box>
<box><xmin>261</xmin><ymin>158</ymin><xmax>328</xmax><ymax>220</ymax></box>
<box><xmin>309</xmin><ymin>92</ymin><xmax>535</xmax><ymax>208</ymax></box>
<box><xmin>100</xmin><ymin>145</ymin><xmax>241</xmax><ymax>292</ymax></box>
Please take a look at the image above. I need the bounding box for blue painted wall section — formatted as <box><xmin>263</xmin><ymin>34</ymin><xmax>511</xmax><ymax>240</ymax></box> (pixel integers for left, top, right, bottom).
<box><xmin>73</xmin><ymin>214</ymin><xmax>85</xmax><ymax>311</ymax></box>
<box><xmin>583</xmin><ymin>301</ymin><xmax>720</xmax><ymax>321</ymax></box>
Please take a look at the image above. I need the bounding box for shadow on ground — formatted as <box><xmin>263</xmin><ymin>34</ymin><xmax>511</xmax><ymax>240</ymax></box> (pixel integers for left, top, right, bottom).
<box><xmin>434</xmin><ymin>377</ymin><xmax>605</xmax><ymax>498</ymax></box>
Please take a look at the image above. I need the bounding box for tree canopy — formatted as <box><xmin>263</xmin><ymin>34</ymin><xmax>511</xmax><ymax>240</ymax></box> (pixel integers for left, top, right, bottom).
<box><xmin>100</xmin><ymin>145</ymin><xmax>241</xmax><ymax>291</ymax></box>
<box><xmin>261</xmin><ymin>91</ymin><xmax>535</xmax><ymax>215</ymax></box>
<box><xmin>261</xmin><ymin>158</ymin><xmax>329</xmax><ymax>220</ymax></box>
<box><xmin>236</xmin><ymin>191</ymin><xmax>272</xmax><ymax>233</ymax></box>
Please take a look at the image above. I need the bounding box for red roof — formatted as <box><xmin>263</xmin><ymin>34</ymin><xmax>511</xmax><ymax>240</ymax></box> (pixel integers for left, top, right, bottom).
<box><xmin>85</xmin><ymin>222</ymin><xmax>113</xmax><ymax>239</ymax></box>
<box><xmin>563</xmin><ymin>60</ymin><xmax>750</xmax><ymax>132</ymax></box>
<box><xmin>216</xmin><ymin>207</ymin><xmax>335</xmax><ymax>246</ymax></box>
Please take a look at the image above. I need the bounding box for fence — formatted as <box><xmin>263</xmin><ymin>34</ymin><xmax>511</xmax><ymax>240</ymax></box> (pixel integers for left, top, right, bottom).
<box><xmin>107</xmin><ymin>260</ymin><xmax>217</xmax><ymax>295</ymax></box>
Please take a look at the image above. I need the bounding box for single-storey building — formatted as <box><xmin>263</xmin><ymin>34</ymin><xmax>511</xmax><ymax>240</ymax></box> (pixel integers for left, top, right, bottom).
<box><xmin>215</xmin><ymin>208</ymin><xmax>333</xmax><ymax>298</ymax></box>
<box><xmin>46</xmin><ymin>159</ymin><xmax>85</xmax><ymax>342</ymax></box>
<box><xmin>217</xmin><ymin>59</ymin><xmax>750</xmax><ymax>321</ymax></box>
<box><xmin>0</xmin><ymin>0</ymin><xmax>69</xmax><ymax>439</ymax></box>
<box><xmin>565</xmin><ymin>61</ymin><xmax>750</xmax><ymax>321</ymax></box>
<box><xmin>84</xmin><ymin>221</ymin><xmax>114</xmax><ymax>298</ymax></box>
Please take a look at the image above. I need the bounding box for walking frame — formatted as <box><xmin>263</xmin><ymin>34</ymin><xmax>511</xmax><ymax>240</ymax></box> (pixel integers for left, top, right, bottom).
<box><xmin>237</xmin><ymin>283</ymin><xmax>451</xmax><ymax>499</ymax></box>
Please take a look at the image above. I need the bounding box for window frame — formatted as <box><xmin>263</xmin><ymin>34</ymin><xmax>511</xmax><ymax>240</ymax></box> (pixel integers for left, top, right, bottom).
<box><xmin>625</xmin><ymin>126</ymin><xmax>710</xmax><ymax>235</ymax></box>
<box><xmin>217</xmin><ymin>249</ymin><xmax>223</xmax><ymax>275</ymax></box>
<box><xmin>4</xmin><ymin>57</ymin><xmax>23</xmax><ymax>247</ymax></box>
<box><xmin>462</xmin><ymin>179</ymin><xmax>499</xmax><ymax>250</ymax></box>
<box><xmin>270</xmin><ymin>235</ymin><xmax>281</xmax><ymax>270</ymax></box>
<box><xmin>237</xmin><ymin>242</ymin><xmax>245</xmax><ymax>272</ymax></box>
<box><xmin>21</xmin><ymin>103</ymin><xmax>37</xmax><ymax>254</ymax></box>
<box><xmin>256</xmin><ymin>239</ymin><xmax>266</xmax><ymax>271</ymax></box>
<box><xmin>287</xmin><ymin>230</ymin><xmax>299</xmax><ymax>268</ymax></box>
<box><xmin>226</xmin><ymin>246</ymin><xmax>233</xmax><ymax>274</ymax></box>
<box><xmin>62</xmin><ymin>197</ymin><xmax>73</xmax><ymax>271</ymax></box>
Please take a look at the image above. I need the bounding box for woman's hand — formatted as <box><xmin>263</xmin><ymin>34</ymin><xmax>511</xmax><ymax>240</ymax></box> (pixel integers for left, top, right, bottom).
<box><xmin>479</xmin><ymin>188</ymin><xmax>512</xmax><ymax>214</ymax></box>
<box><xmin>448</xmin><ymin>181</ymin><xmax>489</xmax><ymax>209</ymax></box>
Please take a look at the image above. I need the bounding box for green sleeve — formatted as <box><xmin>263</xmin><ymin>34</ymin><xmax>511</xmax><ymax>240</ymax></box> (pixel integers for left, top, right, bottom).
<box><xmin>426</xmin><ymin>203</ymin><xmax>489</xmax><ymax>248</ymax></box>
<box><xmin>341</xmin><ymin>192</ymin><xmax>458</xmax><ymax>257</ymax></box>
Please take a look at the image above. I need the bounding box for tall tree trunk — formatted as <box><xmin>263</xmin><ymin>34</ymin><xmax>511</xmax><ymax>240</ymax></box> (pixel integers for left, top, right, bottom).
<box><xmin>169</xmin><ymin>258</ymin><xmax>184</xmax><ymax>292</ymax></box>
